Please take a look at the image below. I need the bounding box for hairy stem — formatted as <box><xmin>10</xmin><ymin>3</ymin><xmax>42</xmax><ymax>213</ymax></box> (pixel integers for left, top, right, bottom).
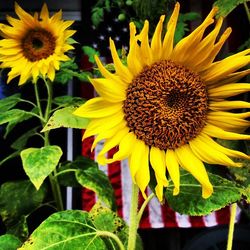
<box><xmin>226</xmin><ymin>203</ymin><xmax>237</xmax><ymax>250</ymax></box>
<box><xmin>97</xmin><ymin>231</ymin><xmax>125</xmax><ymax>250</ymax></box>
<box><xmin>137</xmin><ymin>193</ymin><xmax>154</xmax><ymax>223</ymax></box>
<box><xmin>127</xmin><ymin>183</ymin><xmax>139</xmax><ymax>250</ymax></box>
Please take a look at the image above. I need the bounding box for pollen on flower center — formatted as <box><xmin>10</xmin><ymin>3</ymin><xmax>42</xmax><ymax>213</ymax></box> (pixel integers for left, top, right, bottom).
<box><xmin>22</xmin><ymin>28</ymin><xmax>56</xmax><ymax>62</ymax></box>
<box><xmin>123</xmin><ymin>60</ymin><xmax>209</xmax><ymax>150</ymax></box>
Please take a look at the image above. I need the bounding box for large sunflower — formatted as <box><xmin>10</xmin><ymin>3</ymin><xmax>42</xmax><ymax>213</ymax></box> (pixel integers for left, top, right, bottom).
<box><xmin>74</xmin><ymin>3</ymin><xmax>250</xmax><ymax>201</ymax></box>
<box><xmin>0</xmin><ymin>3</ymin><xmax>75</xmax><ymax>85</ymax></box>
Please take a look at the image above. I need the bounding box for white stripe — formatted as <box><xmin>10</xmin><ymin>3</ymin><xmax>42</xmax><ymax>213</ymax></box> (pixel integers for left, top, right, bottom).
<box><xmin>175</xmin><ymin>213</ymin><xmax>192</xmax><ymax>228</ymax></box>
<box><xmin>120</xmin><ymin>159</ymin><xmax>132</xmax><ymax>224</ymax></box>
<box><xmin>148</xmin><ymin>188</ymin><xmax>164</xmax><ymax>228</ymax></box>
<box><xmin>203</xmin><ymin>212</ymin><xmax>217</xmax><ymax>227</ymax></box>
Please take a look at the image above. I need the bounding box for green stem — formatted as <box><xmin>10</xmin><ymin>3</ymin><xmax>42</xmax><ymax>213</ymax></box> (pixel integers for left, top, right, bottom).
<box><xmin>44</xmin><ymin>79</ymin><xmax>64</xmax><ymax>211</ymax></box>
<box><xmin>19</xmin><ymin>98</ymin><xmax>37</xmax><ymax>107</ymax></box>
<box><xmin>97</xmin><ymin>231</ymin><xmax>125</xmax><ymax>250</ymax></box>
<box><xmin>25</xmin><ymin>111</ymin><xmax>46</xmax><ymax>122</ymax></box>
<box><xmin>226</xmin><ymin>203</ymin><xmax>237</xmax><ymax>250</ymax></box>
<box><xmin>137</xmin><ymin>193</ymin><xmax>154</xmax><ymax>223</ymax></box>
<box><xmin>34</xmin><ymin>83</ymin><xmax>44</xmax><ymax>121</ymax></box>
<box><xmin>127</xmin><ymin>183</ymin><xmax>139</xmax><ymax>250</ymax></box>
<box><xmin>54</xmin><ymin>169</ymin><xmax>78</xmax><ymax>177</ymax></box>
<box><xmin>243</xmin><ymin>2</ymin><xmax>250</xmax><ymax>24</ymax></box>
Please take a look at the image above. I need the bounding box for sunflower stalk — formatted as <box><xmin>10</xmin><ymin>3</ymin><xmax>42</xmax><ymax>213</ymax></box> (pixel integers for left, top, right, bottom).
<box><xmin>127</xmin><ymin>182</ymin><xmax>139</xmax><ymax>250</ymax></box>
<box><xmin>226</xmin><ymin>202</ymin><xmax>237</xmax><ymax>250</ymax></box>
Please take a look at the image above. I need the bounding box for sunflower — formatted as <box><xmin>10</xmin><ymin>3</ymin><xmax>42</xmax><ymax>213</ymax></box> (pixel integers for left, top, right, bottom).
<box><xmin>0</xmin><ymin>3</ymin><xmax>75</xmax><ymax>85</ymax></box>
<box><xmin>74</xmin><ymin>3</ymin><xmax>250</xmax><ymax>201</ymax></box>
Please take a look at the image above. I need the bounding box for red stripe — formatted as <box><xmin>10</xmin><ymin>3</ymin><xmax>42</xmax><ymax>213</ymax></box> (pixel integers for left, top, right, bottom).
<box><xmin>81</xmin><ymin>135</ymin><xmax>96</xmax><ymax>212</ymax></box>
<box><xmin>139</xmin><ymin>190</ymin><xmax>151</xmax><ymax>228</ymax></box>
<box><xmin>107</xmin><ymin>148</ymin><xmax>123</xmax><ymax>218</ymax></box>
<box><xmin>215</xmin><ymin>206</ymin><xmax>231</xmax><ymax>225</ymax></box>
<box><xmin>161</xmin><ymin>203</ymin><xmax>178</xmax><ymax>227</ymax></box>
<box><xmin>189</xmin><ymin>216</ymin><xmax>205</xmax><ymax>227</ymax></box>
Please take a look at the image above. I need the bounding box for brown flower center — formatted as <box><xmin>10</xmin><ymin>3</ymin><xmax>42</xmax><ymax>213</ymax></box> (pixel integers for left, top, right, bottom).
<box><xmin>21</xmin><ymin>28</ymin><xmax>56</xmax><ymax>62</ymax></box>
<box><xmin>123</xmin><ymin>60</ymin><xmax>208</xmax><ymax>150</ymax></box>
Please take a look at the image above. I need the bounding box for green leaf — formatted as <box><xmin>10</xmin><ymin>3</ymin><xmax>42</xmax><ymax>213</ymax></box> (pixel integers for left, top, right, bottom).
<box><xmin>0</xmin><ymin>234</ymin><xmax>22</xmax><ymax>250</ymax></box>
<box><xmin>58</xmin><ymin>156</ymin><xmax>98</xmax><ymax>187</ymax></box>
<box><xmin>11</xmin><ymin>126</ymin><xmax>39</xmax><ymax>150</ymax></box>
<box><xmin>42</xmin><ymin>105</ymin><xmax>89</xmax><ymax>132</ymax></box>
<box><xmin>165</xmin><ymin>172</ymin><xmax>243</xmax><ymax>216</ymax></box>
<box><xmin>53</xmin><ymin>96</ymin><xmax>85</xmax><ymax>107</ymax></box>
<box><xmin>0</xmin><ymin>109</ymin><xmax>31</xmax><ymax>126</ymax></box>
<box><xmin>76</xmin><ymin>164</ymin><xmax>117</xmax><ymax>211</ymax></box>
<box><xmin>21</xmin><ymin>146</ymin><xmax>63</xmax><ymax>190</ymax></box>
<box><xmin>90</xmin><ymin>203</ymin><xmax>143</xmax><ymax>250</ymax></box>
<box><xmin>19</xmin><ymin>210</ymin><xmax>107</xmax><ymax>250</ymax></box>
<box><xmin>214</xmin><ymin>0</ymin><xmax>249</xmax><ymax>17</ymax></box>
<box><xmin>0</xmin><ymin>180</ymin><xmax>46</xmax><ymax>225</ymax></box>
<box><xmin>91</xmin><ymin>7</ymin><xmax>104</xmax><ymax>27</ymax></box>
<box><xmin>0</xmin><ymin>93</ymin><xmax>21</xmax><ymax>113</ymax></box>
<box><xmin>82</xmin><ymin>46</ymin><xmax>100</xmax><ymax>64</ymax></box>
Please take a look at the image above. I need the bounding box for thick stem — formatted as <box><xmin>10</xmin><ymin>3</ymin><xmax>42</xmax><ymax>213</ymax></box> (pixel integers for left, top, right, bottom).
<box><xmin>127</xmin><ymin>183</ymin><xmax>139</xmax><ymax>250</ymax></box>
<box><xmin>34</xmin><ymin>83</ymin><xmax>44</xmax><ymax>121</ymax></box>
<box><xmin>43</xmin><ymin>79</ymin><xmax>64</xmax><ymax>211</ymax></box>
<box><xmin>97</xmin><ymin>231</ymin><xmax>125</xmax><ymax>250</ymax></box>
<box><xmin>226</xmin><ymin>203</ymin><xmax>237</xmax><ymax>250</ymax></box>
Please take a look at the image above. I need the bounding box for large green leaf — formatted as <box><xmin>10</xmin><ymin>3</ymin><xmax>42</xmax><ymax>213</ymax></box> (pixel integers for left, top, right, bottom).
<box><xmin>76</xmin><ymin>166</ymin><xmax>117</xmax><ymax>211</ymax></box>
<box><xmin>0</xmin><ymin>234</ymin><xmax>22</xmax><ymax>250</ymax></box>
<box><xmin>19</xmin><ymin>210</ymin><xmax>107</xmax><ymax>250</ymax></box>
<box><xmin>42</xmin><ymin>106</ymin><xmax>89</xmax><ymax>132</ymax></box>
<box><xmin>21</xmin><ymin>146</ymin><xmax>63</xmax><ymax>190</ymax></box>
<box><xmin>214</xmin><ymin>0</ymin><xmax>249</xmax><ymax>17</ymax></box>
<box><xmin>7</xmin><ymin>215</ymin><xmax>29</xmax><ymax>241</ymax></box>
<box><xmin>165</xmin><ymin>172</ymin><xmax>243</xmax><ymax>216</ymax></box>
<box><xmin>0</xmin><ymin>93</ymin><xmax>21</xmax><ymax>112</ymax></box>
<box><xmin>0</xmin><ymin>180</ymin><xmax>46</xmax><ymax>225</ymax></box>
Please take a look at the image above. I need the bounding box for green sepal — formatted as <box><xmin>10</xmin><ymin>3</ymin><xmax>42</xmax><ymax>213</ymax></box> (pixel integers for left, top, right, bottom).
<box><xmin>42</xmin><ymin>105</ymin><xmax>89</xmax><ymax>132</ymax></box>
<box><xmin>20</xmin><ymin>146</ymin><xmax>63</xmax><ymax>190</ymax></box>
<box><xmin>0</xmin><ymin>93</ymin><xmax>21</xmax><ymax>112</ymax></box>
<box><xmin>19</xmin><ymin>210</ymin><xmax>108</xmax><ymax>250</ymax></box>
<box><xmin>0</xmin><ymin>234</ymin><xmax>22</xmax><ymax>250</ymax></box>
<box><xmin>165</xmin><ymin>171</ymin><xmax>243</xmax><ymax>216</ymax></box>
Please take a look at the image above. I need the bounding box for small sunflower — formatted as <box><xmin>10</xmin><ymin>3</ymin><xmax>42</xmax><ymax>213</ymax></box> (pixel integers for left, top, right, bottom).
<box><xmin>0</xmin><ymin>3</ymin><xmax>75</xmax><ymax>85</ymax></box>
<box><xmin>74</xmin><ymin>3</ymin><xmax>250</xmax><ymax>201</ymax></box>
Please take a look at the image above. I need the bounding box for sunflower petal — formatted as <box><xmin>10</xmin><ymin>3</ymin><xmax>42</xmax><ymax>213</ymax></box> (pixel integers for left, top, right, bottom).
<box><xmin>209</xmin><ymin>100</ymin><xmax>250</xmax><ymax>110</ymax></box>
<box><xmin>166</xmin><ymin>149</ymin><xmax>180</xmax><ymax>195</ymax></box>
<box><xmin>40</xmin><ymin>3</ymin><xmax>49</xmax><ymax>20</ymax></box>
<box><xmin>189</xmin><ymin>136</ymin><xmax>242</xmax><ymax>167</ymax></box>
<box><xmin>73</xmin><ymin>97</ymin><xmax>122</xmax><ymax>118</ymax></box>
<box><xmin>89</xmin><ymin>78</ymin><xmax>126</xmax><ymax>102</ymax></box>
<box><xmin>203</xmin><ymin>124</ymin><xmax>250</xmax><ymax>140</ymax></box>
<box><xmin>175</xmin><ymin>144</ymin><xmax>213</xmax><ymax>199</ymax></box>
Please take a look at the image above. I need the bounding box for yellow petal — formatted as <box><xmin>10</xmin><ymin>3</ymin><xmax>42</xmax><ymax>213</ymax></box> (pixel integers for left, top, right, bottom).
<box><xmin>109</xmin><ymin>38</ymin><xmax>133</xmax><ymax>83</ymax></box>
<box><xmin>189</xmin><ymin>136</ymin><xmax>242</xmax><ymax>167</ymax></box>
<box><xmin>151</xmin><ymin>15</ymin><xmax>165</xmax><ymax>62</ymax></box>
<box><xmin>162</xmin><ymin>2</ymin><xmax>180</xmax><ymax>59</ymax></box>
<box><xmin>199</xmin><ymin>133</ymin><xmax>250</xmax><ymax>160</ymax></box>
<box><xmin>129</xmin><ymin>139</ymin><xmax>148</xmax><ymax>185</ymax></box>
<box><xmin>0</xmin><ymin>39</ymin><xmax>20</xmax><ymax>47</ymax></box>
<box><xmin>97</xmin><ymin>127</ymin><xmax>129</xmax><ymax>165</ymax></box>
<box><xmin>209</xmin><ymin>100</ymin><xmax>250</xmax><ymax>111</ymax></box>
<box><xmin>14</xmin><ymin>2</ymin><xmax>37</xmax><ymax>27</ymax></box>
<box><xmin>166</xmin><ymin>149</ymin><xmax>180</xmax><ymax>196</ymax></box>
<box><xmin>95</xmin><ymin>55</ymin><xmax>128</xmax><ymax>88</ymax></box>
<box><xmin>149</xmin><ymin>147</ymin><xmax>168</xmax><ymax>185</ymax></box>
<box><xmin>135</xmin><ymin>145</ymin><xmax>150</xmax><ymax>199</ymax></box>
<box><xmin>40</xmin><ymin>3</ymin><xmax>49</xmax><ymax>20</ymax></box>
<box><xmin>203</xmin><ymin>123</ymin><xmax>250</xmax><ymax>140</ymax></box>
<box><xmin>175</xmin><ymin>144</ymin><xmax>213</xmax><ymax>199</ymax></box>
<box><xmin>108</xmin><ymin>132</ymin><xmax>137</xmax><ymax>163</ymax></box>
<box><xmin>73</xmin><ymin>97</ymin><xmax>122</xmax><ymax>118</ymax></box>
<box><xmin>208</xmin><ymin>83</ymin><xmax>250</xmax><ymax>99</ymax></box>
<box><xmin>89</xmin><ymin>78</ymin><xmax>126</xmax><ymax>102</ymax></box>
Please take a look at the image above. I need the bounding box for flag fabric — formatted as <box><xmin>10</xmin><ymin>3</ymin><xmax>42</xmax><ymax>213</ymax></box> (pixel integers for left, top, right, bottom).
<box><xmin>81</xmin><ymin>135</ymin><xmax>241</xmax><ymax>228</ymax></box>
